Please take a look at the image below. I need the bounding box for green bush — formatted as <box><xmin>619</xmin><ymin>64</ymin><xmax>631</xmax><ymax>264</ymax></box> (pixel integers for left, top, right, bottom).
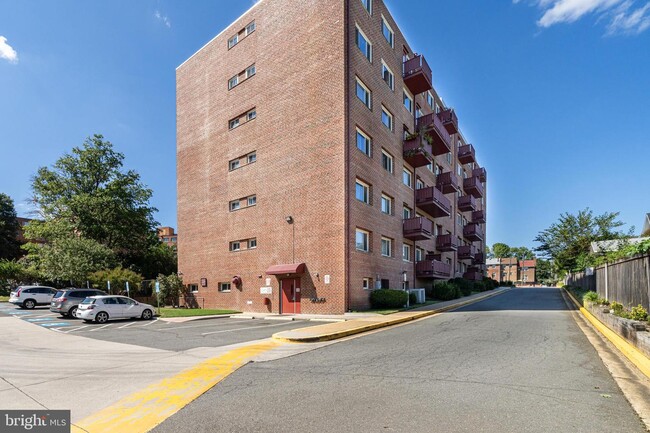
<box><xmin>88</xmin><ymin>267</ymin><xmax>143</xmax><ymax>295</ymax></box>
<box><xmin>369</xmin><ymin>289</ymin><xmax>408</xmax><ymax>309</ymax></box>
<box><xmin>450</xmin><ymin>278</ymin><xmax>473</xmax><ymax>296</ymax></box>
<box><xmin>596</xmin><ymin>297</ymin><xmax>610</xmax><ymax>306</ymax></box>
<box><xmin>583</xmin><ymin>291</ymin><xmax>599</xmax><ymax>303</ymax></box>
<box><xmin>482</xmin><ymin>278</ymin><xmax>498</xmax><ymax>291</ymax></box>
<box><xmin>629</xmin><ymin>305</ymin><xmax>648</xmax><ymax>322</ymax></box>
<box><xmin>432</xmin><ymin>282</ymin><xmax>460</xmax><ymax>301</ymax></box>
<box><xmin>408</xmin><ymin>292</ymin><xmax>417</xmax><ymax>305</ymax></box>
<box><xmin>610</xmin><ymin>301</ymin><xmax>624</xmax><ymax>316</ymax></box>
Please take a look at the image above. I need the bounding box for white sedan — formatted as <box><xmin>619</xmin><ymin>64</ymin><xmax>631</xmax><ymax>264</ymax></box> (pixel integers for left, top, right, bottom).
<box><xmin>76</xmin><ymin>296</ymin><xmax>155</xmax><ymax>323</ymax></box>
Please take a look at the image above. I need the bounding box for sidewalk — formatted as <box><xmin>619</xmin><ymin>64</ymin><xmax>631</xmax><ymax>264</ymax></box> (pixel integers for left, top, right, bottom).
<box><xmin>273</xmin><ymin>287</ymin><xmax>510</xmax><ymax>343</ymax></box>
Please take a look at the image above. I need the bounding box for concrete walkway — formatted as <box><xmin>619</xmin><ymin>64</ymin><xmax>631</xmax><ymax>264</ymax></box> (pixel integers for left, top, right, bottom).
<box><xmin>273</xmin><ymin>287</ymin><xmax>510</xmax><ymax>342</ymax></box>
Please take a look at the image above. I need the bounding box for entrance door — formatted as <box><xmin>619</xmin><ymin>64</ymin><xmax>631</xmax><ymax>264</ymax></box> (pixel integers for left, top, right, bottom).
<box><xmin>281</xmin><ymin>278</ymin><xmax>301</xmax><ymax>314</ymax></box>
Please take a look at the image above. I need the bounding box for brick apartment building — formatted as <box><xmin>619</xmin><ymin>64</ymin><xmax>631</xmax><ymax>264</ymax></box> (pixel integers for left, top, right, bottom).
<box><xmin>157</xmin><ymin>227</ymin><xmax>178</xmax><ymax>248</ymax></box>
<box><xmin>486</xmin><ymin>258</ymin><xmax>537</xmax><ymax>285</ymax></box>
<box><xmin>177</xmin><ymin>0</ymin><xmax>487</xmax><ymax>314</ymax></box>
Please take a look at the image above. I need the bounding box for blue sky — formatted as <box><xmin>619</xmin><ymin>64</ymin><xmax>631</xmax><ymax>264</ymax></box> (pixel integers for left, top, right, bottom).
<box><xmin>1</xmin><ymin>0</ymin><xmax>649</xmax><ymax>251</ymax></box>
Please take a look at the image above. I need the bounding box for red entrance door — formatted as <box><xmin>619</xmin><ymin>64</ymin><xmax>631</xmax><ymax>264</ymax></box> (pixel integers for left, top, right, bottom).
<box><xmin>281</xmin><ymin>279</ymin><xmax>301</xmax><ymax>314</ymax></box>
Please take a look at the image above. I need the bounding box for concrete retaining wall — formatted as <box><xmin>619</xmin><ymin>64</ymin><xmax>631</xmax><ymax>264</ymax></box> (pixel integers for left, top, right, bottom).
<box><xmin>585</xmin><ymin>301</ymin><xmax>650</xmax><ymax>359</ymax></box>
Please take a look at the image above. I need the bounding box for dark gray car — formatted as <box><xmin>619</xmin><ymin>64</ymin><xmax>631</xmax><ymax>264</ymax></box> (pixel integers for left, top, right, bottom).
<box><xmin>50</xmin><ymin>288</ymin><xmax>108</xmax><ymax>317</ymax></box>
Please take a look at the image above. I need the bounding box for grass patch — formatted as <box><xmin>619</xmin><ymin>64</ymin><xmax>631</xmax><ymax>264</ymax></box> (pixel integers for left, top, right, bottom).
<box><xmin>0</xmin><ymin>296</ymin><xmax>8</xmax><ymax>302</ymax></box>
<box><xmin>158</xmin><ymin>308</ymin><xmax>240</xmax><ymax>318</ymax></box>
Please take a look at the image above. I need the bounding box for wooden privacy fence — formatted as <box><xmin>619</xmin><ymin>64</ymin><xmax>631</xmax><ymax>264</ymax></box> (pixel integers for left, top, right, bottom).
<box><xmin>567</xmin><ymin>254</ymin><xmax>650</xmax><ymax>311</ymax></box>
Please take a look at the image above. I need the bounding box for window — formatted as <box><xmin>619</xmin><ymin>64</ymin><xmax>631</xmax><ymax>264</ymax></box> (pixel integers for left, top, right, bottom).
<box><xmin>427</xmin><ymin>162</ymin><xmax>433</xmax><ymax>172</ymax></box>
<box><xmin>381</xmin><ymin>17</ymin><xmax>394</xmax><ymax>47</ymax></box>
<box><xmin>355</xmin><ymin>27</ymin><xmax>372</xmax><ymax>61</ymax></box>
<box><xmin>229</xmin><ymin>160</ymin><xmax>240</xmax><ymax>171</ymax></box>
<box><xmin>356</xmin><ymin>128</ymin><xmax>371</xmax><ymax>156</ymax></box>
<box><xmin>402</xmin><ymin>168</ymin><xmax>412</xmax><ymax>188</ymax></box>
<box><xmin>230</xmin><ymin>200</ymin><xmax>241</xmax><ymax>211</ymax></box>
<box><xmin>355</xmin><ymin>179</ymin><xmax>370</xmax><ymax>204</ymax></box>
<box><xmin>381</xmin><ymin>194</ymin><xmax>392</xmax><ymax>215</ymax></box>
<box><xmin>228</xmin><ymin>76</ymin><xmax>239</xmax><ymax>90</ymax></box>
<box><xmin>381</xmin><ymin>150</ymin><xmax>393</xmax><ymax>173</ymax></box>
<box><xmin>228</xmin><ymin>21</ymin><xmax>255</xmax><ymax>49</ymax></box>
<box><xmin>416</xmin><ymin>247</ymin><xmax>423</xmax><ymax>262</ymax></box>
<box><xmin>381</xmin><ymin>61</ymin><xmax>394</xmax><ymax>90</ymax></box>
<box><xmin>446</xmin><ymin>152</ymin><xmax>452</xmax><ymax>164</ymax></box>
<box><xmin>457</xmin><ymin>163</ymin><xmax>463</xmax><ymax>177</ymax></box>
<box><xmin>457</xmin><ymin>212</ymin><xmax>462</xmax><ymax>227</ymax></box>
<box><xmin>356</xmin><ymin>78</ymin><xmax>371</xmax><ymax>108</ymax></box>
<box><xmin>228</xmin><ymin>108</ymin><xmax>257</xmax><ymax>130</ymax></box>
<box><xmin>415</xmin><ymin>105</ymin><xmax>423</xmax><ymax>119</ymax></box>
<box><xmin>230</xmin><ymin>241</ymin><xmax>241</xmax><ymax>251</ymax></box>
<box><xmin>362</xmin><ymin>278</ymin><xmax>372</xmax><ymax>290</ymax></box>
<box><xmin>356</xmin><ymin>229</ymin><xmax>369</xmax><ymax>252</ymax></box>
<box><xmin>228</xmin><ymin>64</ymin><xmax>256</xmax><ymax>90</ymax></box>
<box><xmin>381</xmin><ymin>106</ymin><xmax>393</xmax><ymax>131</ymax></box>
<box><xmin>219</xmin><ymin>283</ymin><xmax>231</xmax><ymax>292</ymax></box>
<box><xmin>248</xmin><ymin>238</ymin><xmax>257</xmax><ymax>249</ymax></box>
<box><xmin>247</xmin><ymin>110</ymin><xmax>257</xmax><ymax>121</ymax></box>
<box><xmin>245</xmin><ymin>21</ymin><xmax>256</xmax><ymax>35</ymax></box>
<box><xmin>247</xmin><ymin>196</ymin><xmax>257</xmax><ymax>206</ymax></box>
<box><xmin>381</xmin><ymin>237</ymin><xmax>392</xmax><ymax>257</ymax></box>
<box><xmin>403</xmin><ymin>244</ymin><xmax>411</xmax><ymax>262</ymax></box>
<box><xmin>403</xmin><ymin>205</ymin><xmax>412</xmax><ymax>219</ymax></box>
<box><xmin>361</xmin><ymin>0</ymin><xmax>372</xmax><ymax>14</ymax></box>
<box><xmin>247</xmin><ymin>152</ymin><xmax>257</xmax><ymax>163</ymax></box>
<box><xmin>427</xmin><ymin>91</ymin><xmax>434</xmax><ymax>109</ymax></box>
<box><xmin>229</xmin><ymin>119</ymin><xmax>240</xmax><ymax>130</ymax></box>
<box><xmin>189</xmin><ymin>284</ymin><xmax>199</xmax><ymax>293</ymax></box>
<box><xmin>416</xmin><ymin>179</ymin><xmax>424</xmax><ymax>190</ymax></box>
<box><xmin>228</xmin><ymin>34</ymin><xmax>238</xmax><ymax>49</ymax></box>
<box><xmin>403</xmin><ymin>90</ymin><xmax>413</xmax><ymax>113</ymax></box>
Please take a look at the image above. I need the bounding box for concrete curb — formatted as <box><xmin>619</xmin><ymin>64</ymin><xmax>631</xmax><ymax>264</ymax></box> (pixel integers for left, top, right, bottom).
<box><xmin>272</xmin><ymin>288</ymin><xmax>510</xmax><ymax>343</ymax></box>
<box><xmin>157</xmin><ymin>314</ymin><xmax>239</xmax><ymax>323</ymax></box>
<box><xmin>564</xmin><ymin>289</ymin><xmax>650</xmax><ymax>379</ymax></box>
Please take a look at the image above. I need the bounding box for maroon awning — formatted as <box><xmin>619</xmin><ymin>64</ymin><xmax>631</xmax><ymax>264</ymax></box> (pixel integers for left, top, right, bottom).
<box><xmin>266</xmin><ymin>263</ymin><xmax>306</xmax><ymax>275</ymax></box>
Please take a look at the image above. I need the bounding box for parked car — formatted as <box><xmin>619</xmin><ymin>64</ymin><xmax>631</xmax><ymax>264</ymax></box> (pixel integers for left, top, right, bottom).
<box><xmin>50</xmin><ymin>288</ymin><xmax>107</xmax><ymax>318</ymax></box>
<box><xmin>9</xmin><ymin>286</ymin><xmax>57</xmax><ymax>309</ymax></box>
<box><xmin>76</xmin><ymin>296</ymin><xmax>155</xmax><ymax>323</ymax></box>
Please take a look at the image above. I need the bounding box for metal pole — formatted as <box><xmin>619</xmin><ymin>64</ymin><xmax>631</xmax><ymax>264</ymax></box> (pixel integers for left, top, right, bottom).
<box><xmin>605</xmin><ymin>263</ymin><xmax>608</xmax><ymax>301</ymax></box>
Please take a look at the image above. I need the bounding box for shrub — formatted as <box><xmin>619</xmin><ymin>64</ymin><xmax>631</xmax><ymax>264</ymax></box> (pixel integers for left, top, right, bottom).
<box><xmin>408</xmin><ymin>292</ymin><xmax>417</xmax><ymax>305</ymax></box>
<box><xmin>88</xmin><ymin>267</ymin><xmax>143</xmax><ymax>295</ymax></box>
<box><xmin>432</xmin><ymin>282</ymin><xmax>460</xmax><ymax>301</ymax></box>
<box><xmin>629</xmin><ymin>305</ymin><xmax>648</xmax><ymax>322</ymax></box>
<box><xmin>596</xmin><ymin>297</ymin><xmax>610</xmax><ymax>306</ymax></box>
<box><xmin>610</xmin><ymin>301</ymin><xmax>624</xmax><ymax>316</ymax></box>
<box><xmin>482</xmin><ymin>278</ymin><xmax>498</xmax><ymax>291</ymax></box>
<box><xmin>583</xmin><ymin>291</ymin><xmax>599</xmax><ymax>303</ymax></box>
<box><xmin>450</xmin><ymin>278</ymin><xmax>473</xmax><ymax>296</ymax></box>
<box><xmin>369</xmin><ymin>289</ymin><xmax>408</xmax><ymax>309</ymax></box>
<box><xmin>473</xmin><ymin>281</ymin><xmax>487</xmax><ymax>292</ymax></box>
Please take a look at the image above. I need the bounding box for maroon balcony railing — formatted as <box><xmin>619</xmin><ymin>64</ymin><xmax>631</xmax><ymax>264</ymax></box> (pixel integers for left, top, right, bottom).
<box><xmin>416</xmin><ymin>260</ymin><xmax>451</xmax><ymax>279</ymax></box>
<box><xmin>403</xmin><ymin>217</ymin><xmax>433</xmax><ymax>241</ymax></box>
<box><xmin>403</xmin><ymin>135</ymin><xmax>433</xmax><ymax>168</ymax></box>
<box><xmin>436</xmin><ymin>172</ymin><xmax>460</xmax><ymax>195</ymax></box>
<box><xmin>463</xmin><ymin>270</ymin><xmax>483</xmax><ymax>281</ymax></box>
<box><xmin>463</xmin><ymin>175</ymin><xmax>484</xmax><ymax>199</ymax></box>
<box><xmin>425</xmin><ymin>253</ymin><xmax>441</xmax><ymax>261</ymax></box>
<box><xmin>438</xmin><ymin>108</ymin><xmax>459</xmax><ymax>135</ymax></box>
<box><xmin>473</xmin><ymin>253</ymin><xmax>486</xmax><ymax>265</ymax></box>
<box><xmin>472</xmin><ymin>209</ymin><xmax>486</xmax><ymax>224</ymax></box>
<box><xmin>458</xmin><ymin>195</ymin><xmax>477</xmax><ymax>212</ymax></box>
<box><xmin>463</xmin><ymin>223</ymin><xmax>484</xmax><ymax>242</ymax></box>
<box><xmin>416</xmin><ymin>113</ymin><xmax>452</xmax><ymax>156</ymax></box>
<box><xmin>458</xmin><ymin>144</ymin><xmax>476</xmax><ymax>165</ymax></box>
<box><xmin>436</xmin><ymin>234</ymin><xmax>457</xmax><ymax>252</ymax></box>
<box><xmin>473</xmin><ymin>166</ymin><xmax>487</xmax><ymax>183</ymax></box>
<box><xmin>457</xmin><ymin>245</ymin><xmax>477</xmax><ymax>261</ymax></box>
<box><xmin>416</xmin><ymin>186</ymin><xmax>451</xmax><ymax>218</ymax></box>
<box><xmin>403</xmin><ymin>55</ymin><xmax>432</xmax><ymax>95</ymax></box>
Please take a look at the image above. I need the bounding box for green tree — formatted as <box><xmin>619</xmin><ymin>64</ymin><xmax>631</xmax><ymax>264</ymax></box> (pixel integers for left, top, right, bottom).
<box><xmin>510</xmin><ymin>246</ymin><xmax>535</xmax><ymax>260</ymax></box>
<box><xmin>535</xmin><ymin>259</ymin><xmax>556</xmax><ymax>286</ymax></box>
<box><xmin>485</xmin><ymin>245</ymin><xmax>493</xmax><ymax>259</ymax></box>
<box><xmin>156</xmin><ymin>273</ymin><xmax>185</xmax><ymax>306</ymax></box>
<box><xmin>137</xmin><ymin>243</ymin><xmax>178</xmax><ymax>279</ymax></box>
<box><xmin>492</xmin><ymin>243</ymin><xmax>511</xmax><ymax>258</ymax></box>
<box><xmin>0</xmin><ymin>260</ymin><xmax>41</xmax><ymax>294</ymax></box>
<box><xmin>534</xmin><ymin>208</ymin><xmax>627</xmax><ymax>273</ymax></box>
<box><xmin>88</xmin><ymin>267</ymin><xmax>143</xmax><ymax>295</ymax></box>
<box><xmin>0</xmin><ymin>193</ymin><xmax>21</xmax><ymax>260</ymax></box>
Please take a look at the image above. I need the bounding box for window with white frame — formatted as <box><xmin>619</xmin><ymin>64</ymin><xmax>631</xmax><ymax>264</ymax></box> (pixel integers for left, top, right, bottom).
<box><xmin>361</xmin><ymin>0</ymin><xmax>371</xmax><ymax>14</ymax></box>
<box><xmin>355</xmin><ymin>179</ymin><xmax>370</xmax><ymax>204</ymax></box>
<box><xmin>381</xmin><ymin>237</ymin><xmax>392</xmax><ymax>257</ymax></box>
<box><xmin>427</xmin><ymin>91</ymin><xmax>434</xmax><ymax>109</ymax></box>
<box><xmin>415</xmin><ymin>105</ymin><xmax>423</xmax><ymax>118</ymax></box>
<box><xmin>246</xmin><ymin>64</ymin><xmax>256</xmax><ymax>78</ymax></box>
<box><xmin>356</xmin><ymin>229</ymin><xmax>369</xmax><ymax>252</ymax></box>
<box><xmin>362</xmin><ymin>278</ymin><xmax>372</xmax><ymax>290</ymax></box>
<box><xmin>355</xmin><ymin>27</ymin><xmax>372</xmax><ymax>61</ymax></box>
<box><xmin>356</xmin><ymin>77</ymin><xmax>371</xmax><ymax>108</ymax></box>
<box><xmin>381</xmin><ymin>61</ymin><xmax>394</xmax><ymax>90</ymax></box>
<box><xmin>245</xmin><ymin>21</ymin><xmax>256</xmax><ymax>35</ymax></box>
<box><xmin>229</xmin><ymin>118</ymin><xmax>240</xmax><ymax>130</ymax></box>
<box><xmin>403</xmin><ymin>243</ymin><xmax>411</xmax><ymax>262</ymax></box>
<box><xmin>247</xmin><ymin>109</ymin><xmax>256</xmax><ymax>121</ymax></box>
<box><xmin>381</xmin><ymin>194</ymin><xmax>392</xmax><ymax>215</ymax></box>
<box><xmin>230</xmin><ymin>200</ymin><xmax>241</xmax><ymax>211</ymax></box>
<box><xmin>402</xmin><ymin>168</ymin><xmax>412</xmax><ymax>188</ymax></box>
<box><xmin>416</xmin><ymin>247</ymin><xmax>423</xmax><ymax>262</ymax></box>
<box><xmin>416</xmin><ymin>178</ymin><xmax>424</xmax><ymax>190</ymax></box>
<box><xmin>356</xmin><ymin>128</ymin><xmax>371</xmax><ymax>156</ymax></box>
<box><xmin>229</xmin><ymin>241</ymin><xmax>241</xmax><ymax>252</ymax></box>
<box><xmin>403</xmin><ymin>205</ymin><xmax>412</xmax><ymax>219</ymax></box>
<box><xmin>248</xmin><ymin>238</ymin><xmax>257</xmax><ymax>249</ymax></box>
<box><xmin>247</xmin><ymin>152</ymin><xmax>257</xmax><ymax>163</ymax></box>
<box><xmin>189</xmin><ymin>284</ymin><xmax>199</xmax><ymax>293</ymax></box>
<box><xmin>229</xmin><ymin>160</ymin><xmax>240</xmax><ymax>171</ymax></box>
<box><xmin>427</xmin><ymin>162</ymin><xmax>433</xmax><ymax>172</ymax></box>
<box><xmin>446</xmin><ymin>152</ymin><xmax>452</xmax><ymax>164</ymax></box>
<box><xmin>381</xmin><ymin>17</ymin><xmax>394</xmax><ymax>47</ymax></box>
<box><xmin>247</xmin><ymin>196</ymin><xmax>257</xmax><ymax>206</ymax></box>
<box><xmin>219</xmin><ymin>282</ymin><xmax>231</xmax><ymax>292</ymax></box>
<box><xmin>403</xmin><ymin>90</ymin><xmax>413</xmax><ymax>113</ymax></box>
<box><xmin>228</xmin><ymin>35</ymin><xmax>239</xmax><ymax>49</ymax></box>
<box><xmin>381</xmin><ymin>150</ymin><xmax>393</xmax><ymax>173</ymax></box>
<box><xmin>228</xmin><ymin>75</ymin><xmax>239</xmax><ymax>90</ymax></box>
<box><xmin>381</xmin><ymin>106</ymin><xmax>393</xmax><ymax>131</ymax></box>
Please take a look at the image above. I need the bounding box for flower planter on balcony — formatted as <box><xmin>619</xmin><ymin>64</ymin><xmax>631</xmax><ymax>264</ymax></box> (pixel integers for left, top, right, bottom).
<box><xmin>416</xmin><ymin>113</ymin><xmax>451</xmax><ymax>156</ymax></box>
<box><xmin>403</xmin><ymin>135</ymin><xmax>433</xmax><ymax>168</ymax></box>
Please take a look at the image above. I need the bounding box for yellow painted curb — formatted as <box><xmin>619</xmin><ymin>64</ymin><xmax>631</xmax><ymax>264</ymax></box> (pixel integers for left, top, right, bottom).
<box><xmin>71</xmin><ymin>340</ymin><xmax>280</xmax><ymax>433</ymax></box>
<box><xmin>273</xmin><ymin>288</ymin><xmax>510</xmax><ymax>343</ymax></box>
<box><xmin>564</xmin><ymin>289</ymin><xmax>650</xmax><ymax>379</ymax></box>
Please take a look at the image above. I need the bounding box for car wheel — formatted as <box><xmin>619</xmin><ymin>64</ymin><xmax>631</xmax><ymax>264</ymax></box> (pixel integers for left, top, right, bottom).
<box><xmin>95</xmin><ymin>312</ymin><xmax>109</xmax><ymax>324</ymax></box>
<box><xmin>23</xmin><ymin>299</ymin><xmax>36</xmax><ymax>309</ymax></box>
<box><xmin>68</xmin><ymin>306</ymin><xmax>78</xmax><ymax>318</ymax></box>
<box><xmin>141</xmin><ymin>309</ymin><xmax>153</xmax><ymax>320</ymax></box>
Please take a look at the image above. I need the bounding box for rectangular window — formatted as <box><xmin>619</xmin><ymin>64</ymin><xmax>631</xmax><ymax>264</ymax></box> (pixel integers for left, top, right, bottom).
<box><xmin>362</xmin><ymin>278</ymin><xmax>372</xmax><ymax>290</ymax></box>
<box><xmin>381</xmin><ymin>150</ymin><xmax>393</xmax><ymax>173</ymax></box>
<box><xmin>381</xmin><ymin>237</ymin><xmax>392</xmax><ymax>257</ymax></box>
<box><xmin>228</xmin><ymin>75</ymin><xmax>239</xmax><ymax>90</ymax></box>
<box><xmin>427</xmin><ymin>162</ymin><xmax>433</xmax><ymax>172</ymax></box>
<box><xmin>402</xmin><ymin>168</ymin><xmax>412</xmax><ymax>188</ymax></box>
<box><xmin>219</xmin><ymin>283</ymin><xmax>231</xmax><ymax>292</ymax></box>
<box><xmin>427</xmin><ymin>91</ymin><xmax>434</xmax><ymax>109</ymax></box>
<box><xmin>381</xmin><ymin>106</ymin><xmax>393</xmax><ymax>131</ymax></box>
<box><xmin>189</xmin><ymin>284</ymin><xmax>199</xmax><ymax>293</ymax></box>
<box><xmin>403</xmin><ymin>205</ymin><xmax>412</xmax><ymax>219</ymax></box>
<box><xmin>403</xmin><ymin>90</ymin><xmax>413</xmax><ymax>113</ymax></box>
<box><xmin>356</xmin><ymin>78</ymin><xmax>371</xmax><ymax>108</ymax></box>
<box><xmin>355</xmin><ymin>27</ymin><xmax>372</xmax><ymax>61</ymax></box>
<box><xmin>248</xmin><ymin>238</ymin><xmax>257</xmax><ymax>249</ymax></box>
<box><xmin>416</xmin><ymin>179</ymin><xmax>424</xmax><ymax>190</ymax></box>
<box><xmin>229</xmin><ymin>160</ymin><xmax>240</xmax><ymax>171</ymax></box>
<box><xmin>228</xmin><ymin>108</ymin><xmax>256</xmax><ymax>130</ymax></box>
<box><xmin>247</xmin><ymin>109</ymin><xmax>257</xmax><ymax>121</ymax></box>
<box><xmin>403</xmin><ymin>244</ymin><xmax>411</xmax><ymax>262</ymax></box>
<box><xmin>361</xmin><ymin>0</ymin><xmax>372</xmax><ymax>14</ymax></box>
<box><xmin>356</xmin><ymin>128</ymin><xmax>371</xmax><ymax>156</ymax></box>
<box><xmin>230</xmin><ymin>200</ymin><xmax>241</xmax><ymax>211</ymax></box>
<box><xmin>356</xmin><ymin>229</ymin><xmax>369</xmax><ymax>252</ymax></box>
<box><xmin>355</xmin><ymin>179</ymin><xmax>370</xmax><ymax>204</ymax></box>
<box><xmin>416</xmin><ymin>247</ymin><xmax>423</xmax><ymax>262</ymax></box>
<box><xmin>247</xmin><ymin>152</ymin><xmax>257</xmax><ymax>163</ymax></box>
<box><xmin>246</xmin><ymin>64</ymin><xmax>256</xmax><ymax>78</ymax></box>
<box><xmin>229</xmin><ymin>241</ymin><xmax>241</xmax><ymax>252</ymax></box>
<box><xmin>446</xmin><ymin>152</ymin><xmax>452</xmax><ymax>164</ymax></box>
<box><xmin>245</xmin><ymin>21</ymin><xmax>256</xmax><ymax>35</ymax></box>
<box><xmin>229</xmin><ymin>119</ymin><xmax>240</xmax><ymax>130</ymax></box>
<box><xmin>247</xmin><ymin>196</ymin><xmax>257</xmax><ymax>206</ymax></box>
<box><xmin>381</xmin><ymin>17</ymin><xmax>394</xmax><ymax>47</ymax></box>
<box><xmin>381</xmin><ymin>194</ymin><xmax>392</xmax><ymax>215</ymax></box>
<box><xmin>228</xmin><ymin>35</ymin><xmax>238</xmax><ymax>49</ymax></box>
<box><xmin>381</xmin><ymin>61</ymin><xmax>394</xmax><ymax>90</ymax></box>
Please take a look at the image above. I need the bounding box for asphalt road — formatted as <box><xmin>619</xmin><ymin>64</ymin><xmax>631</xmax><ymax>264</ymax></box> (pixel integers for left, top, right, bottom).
<box><xmin>0</xmin><ymin>303</ymin><xmax>320</xmax><ymax>351</ymax></box>
<box><xmin>153</xmin><ymin>288</ymin><xmax>647</xmax><ymax>433</ymax></box>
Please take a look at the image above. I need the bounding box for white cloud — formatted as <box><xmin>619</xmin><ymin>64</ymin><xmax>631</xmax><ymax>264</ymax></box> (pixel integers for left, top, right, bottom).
<box><xmin>537</xmin><ymin>0</ymin><xmax>623</xmax><ymax>27</ymax></box>
<box><xmin>0</xmin><ymin>36</ymin><xmax>18</xmax><ymax>64</ymax></box>
<box><xmin>154</xmin><ymin>10</ymin><xmax>171</xmax><ymax>28</ymax></box>
<box><xmin>607</xmin><ymin>2</ymin><xmax>650</xmax><ymax>33</ymax></box>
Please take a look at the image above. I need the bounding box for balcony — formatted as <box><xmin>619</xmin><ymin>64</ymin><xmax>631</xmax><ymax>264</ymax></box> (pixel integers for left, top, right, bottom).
<box><xmin>403</xmin><ymin>55</ymin><xmax>432</xmax><ymax>95</ymax></box>
<box><xmin>463</xmin><ymin>175</ymin><xmax>484</xmax><ymax>199</ymax></box>
<box><xmin>425</xmin><ymin>253</ymin><xmax>441</xmax><ymax>261</ymax></box>
<box><xmin>472</xmin><ymin>209</ymin><xmax>486</xmax><ymax>224</ymax></box>
<box><xmin>473</xmin><ymin>166</ymin><xmax>487</xmax><ymax>183</ymax></box>
<box><xmin>457</xmin><ymin>195</ymin><xmax>477</xmax><ymax>212</ymax></box>
<box><xmin>463</xmin><ymin>223</ymin><xmax>484</xmax><ymax>242</ymax></box>
<box><xmin>458</xmin><ymin>144</ymin><xmax>476</xmax><ymax>165</ymax></box>
<box><xmin>473</xmin><ymin>253</ymin><xmax>486</xmax><ymax>265</ymax></box>
<box><xmin>438</xmin><ymin>108</ymin><xmax>459</xmax><ymax>135</ymax></box>
<box><xmin>416</xmin><ymin>113</ymin><xmax>452</xmax><ymax>156</ymax></box>
<box><xmin>416</xmin><ymin>187</ymin><xmax>451</xmax><ymax>218</ymax></box>
<box><xmin>403</xmin><ymin>217</ymin><xmax>433</xmax><ymax>241</ymax></box>
<box><xmin>457</xmin><ymin>245</ymin><xmax>476</xmax><ymax>261</ymax></box>
<box><xmin>436</xmin><ymin>172</ymin><xmax>461</xmax><ymax>194</ymax></box>
<box><xmin>416</xmin><ymin>260</ymin><xmax>451</xmax><ymax>279</ymax></box>
<box><xmin>463</xmin><ymin>270</ymin><xmax>483</xmax><ymax>281</ymax></box>
<box><xmin>403</xmin><ymin>135</ymin><xmax>433</xmax><ymax>168</ymax></box>
<box><xmin>436</xmin><ymin>234</ymin><xmax>457</xmax><ymax>252</ymax></box>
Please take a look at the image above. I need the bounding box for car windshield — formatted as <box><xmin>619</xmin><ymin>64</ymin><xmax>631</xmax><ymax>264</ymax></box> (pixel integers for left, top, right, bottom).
<box><xmin>80</xmin><ymin>298</ymin><xmax>96</xmax><ymax>304</ymax></box>
<box><xmin>53</xmin><ymin>291</ymin><xmax>64</xmax><ymax>298</ymax></box>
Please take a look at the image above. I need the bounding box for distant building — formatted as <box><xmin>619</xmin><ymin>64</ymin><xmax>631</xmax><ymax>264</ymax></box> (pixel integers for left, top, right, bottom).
<box><xmin>157</xmin><ymin>227</ymin><xmax>178</xmax><ymax>247</ymax></box>
<box><xmin>486</xmin><ymin>257</ymin><xmax>536</xmax><ymax>285</ymax></box>
<box><xmin>16</xmin><ymin>217</ymin><xmax>33</xmax><ymax>243</ymax></box>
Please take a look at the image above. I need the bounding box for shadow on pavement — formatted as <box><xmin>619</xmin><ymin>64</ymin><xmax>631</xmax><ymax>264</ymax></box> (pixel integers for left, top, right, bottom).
<box><xmin>452</xmin><ymin>287</ymin><xmax>578</xmax><ymax>312</ymax></box>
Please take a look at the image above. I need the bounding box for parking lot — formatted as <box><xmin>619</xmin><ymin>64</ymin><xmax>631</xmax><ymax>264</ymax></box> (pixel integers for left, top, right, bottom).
<box><xmin>0</xmin><ymin>303</ymin><xmax>321</xmax><ymax>351</ymax></box>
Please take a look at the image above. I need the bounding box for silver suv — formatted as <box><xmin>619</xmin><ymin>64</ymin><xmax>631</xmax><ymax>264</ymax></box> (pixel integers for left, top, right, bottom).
<box><xmin>50</xmin><ymin>288</ymin><xmax>107</xmax><ymax>318</ymax></box>
<box><xmin>9</xmin><ymin>286</ymin><xmax>57</xmax><ymax>309</ymax></box>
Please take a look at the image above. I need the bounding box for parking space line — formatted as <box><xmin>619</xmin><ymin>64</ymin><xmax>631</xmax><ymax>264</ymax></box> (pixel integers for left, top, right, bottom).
<box><xmin>200</xmin><ymin>321</ymin><xmax>298</xmax><ymax>336</ymax></box>
<box><xmin>118</xmin><ymin>322</ymin><xmax>138</xmax><ymax>329</ymax></box>
<box><xmin>88</xmin><ymin>324</ymin><xmax>112</xmax><ymax>332</ymax></box>
<box><xmin>156</xmin><ymin>319</ymin><xmax>253</xmax><ymax>332</ymax></box>
<box><xmin>138</xmin><ymin>319</ymin><xmax>159</xmax><ymax>327</ymax></box>
<box><xmin>63</xmin><ymin>326</ymin><xmax>89</xmax><ymax>333</ymax></box>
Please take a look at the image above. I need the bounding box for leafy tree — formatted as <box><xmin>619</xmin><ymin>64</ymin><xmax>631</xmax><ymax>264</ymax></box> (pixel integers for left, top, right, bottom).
<box><xmin>485</xmin><ymin>245</ymin><xmax>493</xmax><ymax>259</ymax></box>
<box><xmin>156</xmin><ymin>273</ymin><xmax>185</xmax><ymax>306</ymax></box>
<box><xmin>137</xmin><ymin>243</ymin><xmax>178</xmax><ymax>279</ymax></box>
<box><xmin>0</xmin><ymin>260</ymin><xmax>41</xmax><ymax>294</ymax></box>
<box><xmin>88</xmin><ymin>267</ymin><xmax>143</xmax><ymax>295</ymax></box>
<box><xmin>0</xmin><ymin>193</ymin><xmax>21</xmax><ymax>260</ymax></box>
<box><xmin>492</xmin><ymin>243</ymin><xmax>511</xmax><ymax>258</ymax></box>
<box><xmin>535</xmin><ymin>259</ymin><xmax>556</xmax><ymax>286</ymax></box>
<box><xmin>534</xmin><ymin>208</ymin><xmax>627</xmax><ymax>273</ymax></box>
<box><xmin>510</xmin><ymin>246</ymin><xmax>535</xmax><ymax>260</ymax></box>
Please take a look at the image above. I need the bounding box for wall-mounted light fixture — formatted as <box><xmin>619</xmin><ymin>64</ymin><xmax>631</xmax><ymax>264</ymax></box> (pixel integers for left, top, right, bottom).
<box><xmin>285</xmin><ymin>216</ymin><xmax>294</xmax><ymax>224</ymax></box>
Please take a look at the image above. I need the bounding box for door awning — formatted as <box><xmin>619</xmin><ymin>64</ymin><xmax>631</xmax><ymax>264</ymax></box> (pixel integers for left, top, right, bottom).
<box><xmin>266</xmin><ymin>263</ymin><xmax>306</xmax><ymax>275</ymax></box>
